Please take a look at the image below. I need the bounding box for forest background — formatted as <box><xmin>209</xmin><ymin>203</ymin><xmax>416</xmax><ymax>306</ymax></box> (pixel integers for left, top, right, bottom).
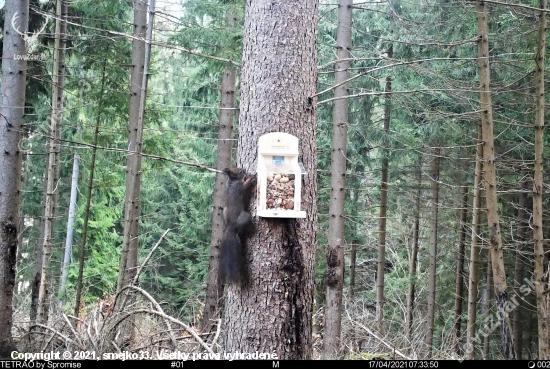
<box><xmin>0</xmin><ymin>0</ymin><xmax>548</xmax><ymax>360</ymax></box>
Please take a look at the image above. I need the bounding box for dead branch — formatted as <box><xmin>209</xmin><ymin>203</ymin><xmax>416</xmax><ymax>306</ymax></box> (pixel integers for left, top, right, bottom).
<box><xmin>344</xmin><ymin>307</ymin><xmax>411</xmax><ymax>360</ymax></box>
<box><xmin>66</xmin><ymin>314</ymin><xmax>99</xmax><ymax>352</ymax></box>
<box><xmin>30</xmin><ymin>324</ymin><xmax>85</xmax><ymax>350</ymax></box>
<box><xmin>109</xmin><ymin>309</ymin><xmax>214</xmax><ymax>354</ymax></box>
<box><xmin>62</xmin><ymin>314</ymin><xmax>83</xmax><ymax>348</ymax></box>
<box><xmin>120</xmin><ymin>285</ymin><xmax>178</xmax><ymax>349</ymax></box>
<box><xmin>133</xmin><ymin>229</ymin><xmax>171</xmax><ymax>285</ymax></box>
<box><xmin>211</xmin><ymin>319</ymin><xmax>222</xmax><ymax>350</ymax></box>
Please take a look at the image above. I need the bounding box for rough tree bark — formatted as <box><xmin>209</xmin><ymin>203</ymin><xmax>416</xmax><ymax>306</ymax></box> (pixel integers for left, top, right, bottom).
<box><xmin>0</xmin><ymin>0</ymin><xmax>29</xmax><ymax>357</ymax></box>
<box><xmin>425</xmin><ymin>144</ymin><xmax>440</xmax><ymax>359</ymax></box>
<box><xmin>406</xmin><ymin>158</ymin><xmax>422</xmax><ymax>341</ymax></box>
<box><xmin>465</xmin><ymin>122</ymin><xmax>483</xmax><ymax>360</ymax></box>
<box><xmin>481</xmin><ymin>254</ymin><xmax>492</xmax><ymax>360</ymax></box>
<box><xmin>323</xmin><ymin>0</ymin><xmax>352</xmax><ymax>359</ymax></box>
<box><xmin>224</xmin><ymin>0</ymin><xmax>318</xmax><ymax>359</ymax></box>
<box><xmin>453</xmin><ymin>187</ymin><xmax>468</xmax><ymax>354</ymax></box>
<box><xmin>533</xmin><ymin>0</ymin><xmax>549</xmax><ymax>359</ymax></box>
<box><xmin>376</xmin><ymin>44</ymin><xmax>393</xmax><ymax>327</ymax></box>
<box><xmin>117</xmin><ymin>0</ymin><xmax>148</xmax><ymax>292</ymax></box>
<box><xmin>476</xmin><ymin>0</ymin><xmax>516</xmax><ymax>359</ymax></box>
<box><xmin>36</xmin><ymin>0</ymin><xmax>67</xmax><ymax>324</ymax></box>
<box><xmin>202</xmin><ymin>68</ymin><xmax>236</xmax><ymax>332</ymax></box>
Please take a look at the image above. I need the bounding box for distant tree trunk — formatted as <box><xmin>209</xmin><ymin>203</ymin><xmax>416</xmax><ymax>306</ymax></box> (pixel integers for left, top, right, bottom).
<box><xmin>533</xmin><ymin>0</ymin><xmax>549</xmax><ymax>359</ymax></box>
<box><xmin>15</xmin><ymin>216</ymin><xmax>26</xmax><ymax>295</ymax></box>
<box><xmin>528</xmin><ymin>291</ymin><xmax>537</xmax><ymax>357</ymax></box>
<box><xmin>465</xmin><ymin>122</ymin><xmax>483</xmax><ymax>360</ymax></box>
<box><xmin>348</xmin><ymin>242</ymin><xmax>357</xmax><ymax>295</ymax></box>
<box><xmin>36</xmin><ymin>0</ymin><xmax>67</xmax><ymax>324</ymax></box>
<box><xmin>30</xmin><ymin>169</ymin><xmax>47</xmax><ymax>322</ymax></box>
<box><xmin>59</xmin><ymin>153</ymin><xmax>80</xmax><ymax>302</ymax></box>
<box><xmin>349</xmin><ymin>191</ymin><xmax>359</xmax><ymax>297</ymax></box>
<box><xmin>513</xmin><ymin>173</ymin><xmax>527</xmax><ymax>360</ymax></box>
<box><xmin>203</xmin><ymin>68</ymin><xmax>236</xmax><ymax>332</ymax></box>
<box><xmin>376</xmin><ymin>44</ymin><xmax>393</xmax><ymax>327</ymax></box>
<box><xmin>74</xmin><ymin>62</ymin><xmax>107</xmax><ymax>317</ymax></box>
<box><xmin>118</xmin><ymin>0</ymin><xmax>152</xmax><ymax>291</ymax></box>
<box><xmin>0</xmin><ymin>0</ymin><xmax>29</xmax><ymax>357</ymax></box>
<box><xmin>323</xmin><ymin>0</ymin><xmax>352</xmax><ymax>359</ymax></box>
<box><xmin>476</xmin><ymin>1</ymin><xmax>516</xmax><ymax>359</ymax></box>
<box><xmin>224</xmin><ymin>0</ymin><xmax>318</xmax><ymax>359</ymax></box>
<box><xmin>15</xmin><ymin>160</ymin><xmax>30</xmax><ymax>279</ymax></box>
<box><xmin>481</xmin><ymin>254</ymin><xmax>492</xmax><ymax>360</ymax></box>
<box><xmin>453</xmin><ymin>187</ymin><xmax>468</xmax><ymax>354</ymax></box>
<box><xmin>425</xmin><ymin>144</ymin><xmax>440</xmax><ymax>359</ymax></box>
<box><xmin>406</xmin><ymin>158</ymin><xmax>422</xmax><ymax>341</ymax></box>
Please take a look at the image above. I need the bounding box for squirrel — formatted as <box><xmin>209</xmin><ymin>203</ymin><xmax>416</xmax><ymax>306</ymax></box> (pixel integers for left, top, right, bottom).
<box><xmin>219</xmin><ymin>167</ymin><xmax>255</xmax><ymax>284</ymax></box>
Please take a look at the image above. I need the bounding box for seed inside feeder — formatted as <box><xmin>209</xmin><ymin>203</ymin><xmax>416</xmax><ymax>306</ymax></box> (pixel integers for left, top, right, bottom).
<box><xmin>266</xmin><ymin>173</ymin><xmax>295</xmax><ymax>210</ymax></box>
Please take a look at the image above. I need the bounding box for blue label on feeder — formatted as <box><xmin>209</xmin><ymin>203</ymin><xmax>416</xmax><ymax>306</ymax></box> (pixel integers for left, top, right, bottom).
<box><xmin>273</xmin><ymin>156</ymin><xmax>285</xmax><ymax>164</ymax></box>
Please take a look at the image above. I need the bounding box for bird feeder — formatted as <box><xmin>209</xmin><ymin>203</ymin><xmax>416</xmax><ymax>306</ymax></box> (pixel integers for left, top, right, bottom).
<box><xmin>257</xmin><ymin>132</ymin><xmax>306</xmax><ymax>218</ymax></box>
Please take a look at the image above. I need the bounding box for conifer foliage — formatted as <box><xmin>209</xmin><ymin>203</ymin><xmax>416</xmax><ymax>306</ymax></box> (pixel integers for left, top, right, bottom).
<box><xmin>0</xmin><ymin>0</ymin><xmax>549</xmax><ymax>360</ymax></box>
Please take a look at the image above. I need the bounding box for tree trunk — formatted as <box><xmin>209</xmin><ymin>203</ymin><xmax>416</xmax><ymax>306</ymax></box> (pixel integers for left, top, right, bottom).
<box><xmin>465</xmin><ymin>122</ymin><xmax>483</xmax><ymax>360</ymax></box>
<box><xmin>425</xmin><ymin>144</ymin><xmax>440</xmax><ymax>359</ymax></box>
<box><xmin>36</xmin><ymin>0</ymin><xmax>67</xmax><ymax>324</ymax></box>
<box><xmin>533</xmin><ymin>0</ymin><xmax>549</xmax><ymax>359</ymax></box>
<box><xmin>349</xmin><ymin>191</ymin><xmax>359</xmax><ymax>297</ymax></box>
<box><xmin>224</xmin><ymin>0</ymin><xmax>318</xmax><ymax>359</ymax></box>
<box><xmin>406</xmin><ymin>158</ymin><xmax>422</xmax><ymax>341</ymax></box>
<box><xmin>323</xmin><ymin>0</ymin><xmax>352</xmax><ymax>359</ymax></box>
<box><xmin>348</xmin><ymin>242</ymin><xmax>357</xmax><ymax>296</ymax></box>
<box><xmin>376</xmin><ymin>44</ymin><xmax>393</xmax><ymax>327</ymax></box>
<box><xmin>476</xmin><ymin>0</ymin><xmax>516</xmax><ymax>359</ymax></box>
<box><xmin>15</xmin><ymin>216</ymin><xmax>26</xmax><ymax>295</ymax></box>
<box><xmin>74</xmin><ymin>62</ymin><xmax>107</xmax><ymax>317</ymax></box>
<box><xmin>453</xmin><ymin>187</ymin><xmax>468</xmax><ymax>354</ymax></box>
<box><xmin>117</xmin><ymin>0</ymin><xmax>148</xmax><ymax>292</ymax></box>
<box><xmin>513</xmin><ymin>173</ymin><xmax>527</xmax><ymax>360</ymax></box>
<box><xmin>528</xmin><ymin>291</ymin><xmax>537</xmax><ymax>357</ymax></box>
<box><xmin>0</xmin><ymin>0</ymin><xmax>29</xmax><ymax>357</ymax></box>
<box><xmin>59</xmin><ymin>152</ymin><xmax>80</xmax><ymax>302</ymax></box>
<box><xmin>30</xmin><ymin>167</ymin><xmax>48</xmax><ymax>322</ymax></box>
<box><xmin>481</xmin><ymin>254</ymin><xmax>492</xmax><ymax>360</ymax></box>
<box><xmin>203</xmin><ymin>68</ymin><xmax>236</xmax><ymax>332</ymax></box>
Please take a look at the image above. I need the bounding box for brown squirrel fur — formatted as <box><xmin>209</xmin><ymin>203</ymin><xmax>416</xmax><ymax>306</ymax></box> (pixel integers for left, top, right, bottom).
<box><xmin>220</xmin><ymin>168</ymin><xmax>255</xmax><ymax>284</ymax></box>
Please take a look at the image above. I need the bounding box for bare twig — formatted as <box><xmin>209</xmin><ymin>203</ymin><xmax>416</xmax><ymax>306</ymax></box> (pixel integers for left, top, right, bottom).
<box><xmin>120</xmin><ymin>285</ymin><xmax>178</xmax><ymax>349</ymax></box>
<box><xmin>48</xmin><ymin>134</ymin><xmax>221</xmax><ymax>173</ymax></box>
<box><xmin>344</xmin><ymin>307</ymin><xmax>411</xmax><ymax>360</ymax></box>
<box><xmin>66</xmin><ymin>314</ymin><xmax>99</xmax><ymax>352</ymax></box>
<box><xmin>62</xmin><ymin>314</ymin><xmax>83</xmax><ymax>348</ymax></box>
<box><xmin>110</xmin><ymin>309</ymin><xmax>214</xmax><ymax>354</ymax></box>
<box><xmin>317</xmin><ymin>88</ymin><xmax>477</xmax><ymax>105</ymax></box>
<box><xmin>465</xmin><ymin>0</ymin><xmax>550</xmax><ymax>13</ymax></box>
<box><xmin>211</xmin><ymin>319</ymin><xmax>222</xmax><ymax>350</ymax></box>
<box><xmin>133</xmin><ymin>229</ymin><xmax>171</xmax><ymax>285</ymax></box>
<box><xmin>312</xmin><ymin>57</ymin><xmax>477</xmax><ymax>98</ymax></box>
<box><xmin>30</xmin><ymin>324</ymin><xmax>84</xmax><ymax>350</ymax></box>
<box><xmin>30</xmin><ymin>6</ymin><xmax>241</xmax><ymax>67</ymax></box>
<box><xmin>111</xmin><ymin>340</ymin><xmax>122</xmax><ymax>353</ymax></box>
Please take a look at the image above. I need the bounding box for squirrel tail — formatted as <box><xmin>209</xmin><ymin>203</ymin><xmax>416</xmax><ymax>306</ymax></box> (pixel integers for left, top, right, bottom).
<box><xmin>220</xmin><ymin>225</ymin><xmax>245</xmax><ymax>284</ymax></box>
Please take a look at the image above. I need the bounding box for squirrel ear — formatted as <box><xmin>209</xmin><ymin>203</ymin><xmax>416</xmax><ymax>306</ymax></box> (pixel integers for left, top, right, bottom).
<box><xmin>222</xmin><ymin>168</ymin><xmax>230</xmax><ymax>175</ymax></box>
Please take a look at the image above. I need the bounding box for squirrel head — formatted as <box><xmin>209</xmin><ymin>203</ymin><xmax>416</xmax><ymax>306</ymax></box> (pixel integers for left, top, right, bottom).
<box><xmin>223</xmin><ymin>167</ymin><xmax>246</xmax><ymax>180</ymax></box>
